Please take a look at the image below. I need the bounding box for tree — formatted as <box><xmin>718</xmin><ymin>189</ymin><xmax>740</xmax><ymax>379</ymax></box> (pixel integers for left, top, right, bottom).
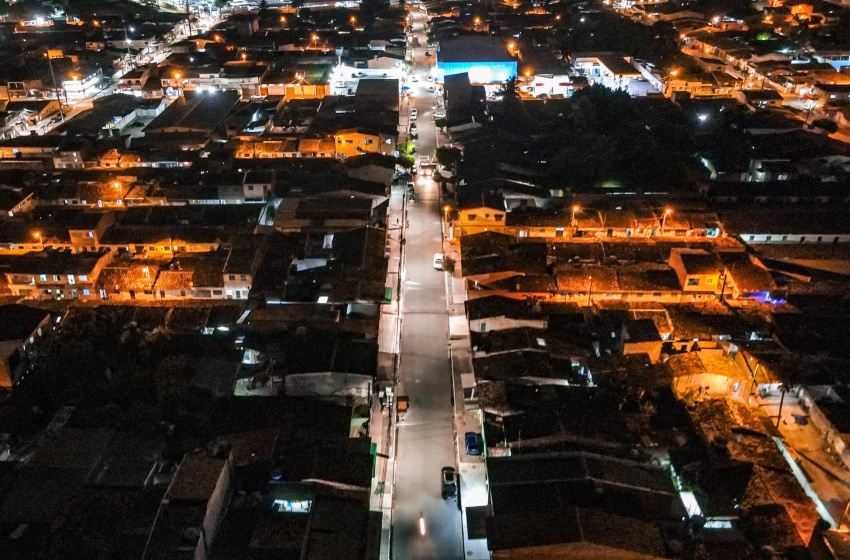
<box><xmin>811</xmin><ymin>118</ymin><xmax>839</xmax><ymax>134</ymax></box>
<box><xmin>361</xmin><ymin>0</ymin><xmax>389</xmax><ymax>19</ymax></box>
<box><xmin>435</xmin><ymin>146</ymin><xmax>461</xmax><ymax>166</ymax></box>
<box><xmin>434</xmin><ymin>117</ymin><xmax>447</xmax><ymax>131</ymax></box>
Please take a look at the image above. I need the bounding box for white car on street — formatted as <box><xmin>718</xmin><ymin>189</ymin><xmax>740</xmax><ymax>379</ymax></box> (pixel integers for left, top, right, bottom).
<box><xmin>434</xmin><ymin>110</ymin><xmax>445</xmax><ymax>118</ymax></box>
<box><xmin>410</xmin><ymin>109</ymin><xmax>417</xmax><ymax>120</ymax></box>
<box><xmin>433</xmin><ymin>253</ymin><xmax>445</xmax><ymax>270</ymax></box>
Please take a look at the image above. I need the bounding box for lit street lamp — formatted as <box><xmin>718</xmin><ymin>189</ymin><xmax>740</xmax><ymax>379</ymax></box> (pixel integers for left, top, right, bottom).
<box><xmin>661</xmin><ymin>207</ymin><xmax>673</xmax><ymax>234</ymax></box>
<box><xmin>571</xmin><ymin>205</ymin><xmax>580</xmax><ymax>227</ymax></box>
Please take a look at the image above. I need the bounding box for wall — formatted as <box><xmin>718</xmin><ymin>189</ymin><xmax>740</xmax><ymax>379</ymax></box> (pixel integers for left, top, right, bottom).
<box><xmin>437</xmin><ymin>61</ymin><xmax>517</xmax><ymax>83</ymax></box>
<box><xmin>468</xmin><ymin>316</ymin><xmax>547</xmax><ymax>333</ymax></box>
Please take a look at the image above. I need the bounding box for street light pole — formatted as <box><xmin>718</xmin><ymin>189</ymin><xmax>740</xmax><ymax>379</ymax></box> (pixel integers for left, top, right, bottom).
<box><xmin>661</xmin><ymin>208</ymin><xmax>672</xmax><ymax>235</ymax></box>
<box><xmin>124</xmin><ymin>23</ymin><xmax>134</xmax><ymax>69</ymax></box>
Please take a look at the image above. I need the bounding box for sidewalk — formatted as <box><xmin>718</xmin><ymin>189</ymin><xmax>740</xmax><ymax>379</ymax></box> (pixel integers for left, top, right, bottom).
<box><xmin>375</xmin><ymin>183</ymin><xmax>406</xmax><ymax>559</ymax></box>
<box><xmin>378</xmin><ymin>185</ymin><xmax>406</xmax><ymax>359</ymax></box>
<box><xmin>445</xmin><ymin>254</ymin><xmax>491</xmax><ymax>560</ymax></box>
<box><xmin>758</xmin><ymin>394</ymin><xmax>850</xmax><ymax>526</ymax></box>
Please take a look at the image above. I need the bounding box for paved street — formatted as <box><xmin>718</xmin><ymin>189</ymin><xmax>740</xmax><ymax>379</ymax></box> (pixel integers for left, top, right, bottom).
<box><xmin>392</xmin><ymin>7</ymin><xmax>464</xmax><ymax>560</ymax></box>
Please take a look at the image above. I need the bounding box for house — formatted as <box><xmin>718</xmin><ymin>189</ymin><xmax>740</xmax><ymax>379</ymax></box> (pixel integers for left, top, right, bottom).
<box><xmin>242</xmin><ymin>170</ymin><xmax>275</xmax><ymax>202</ymax></box>
<box><xmin>719</xmin><ymin>252</ymin><xmax>776</xmax><ymax>302</ymax></box>
<box><xmin>465</xmin><ymin>295</ymin><xmax>550</xmax><ymax>332</ymax></box>
<box><xmin>1</xmin><ymin>99</ymin><xmax>60</xmax><ymax>126</ymax></box>
<box><xmin>0</xmin><ymin>304</ymin><xmax>51</xmax><ymax>386</ymax></box>
<box><xmin>455</xmin><ymin>191</ymin><xmax>507</xmax><ymax>236</ymax></box>
<box><xmin>153</xmin><ymin>252</ymin><xmax>229</xmax><ymax>300</ymax></box>
<box><xmin>571</xmin><ymin>54</ymin><xmax>649</xmax><ymax>95</ymax></box>
<box><xmin>668</xmin><ymin>249</ymin><xmax>722</xmax><ymax>292</ymax></box>
<box><xmin>94</xmin><ymin>260</ymin><xmax>159</xmax><ymax>301</ymax></box>
<box><xmin>460</xmin><ymin>232</ymin><xmax>547</xmax><ymax>285</ymax></box>
<box><xmin>354</xmin><ymin>78</ymin><xmax>399</xmax><ymax>112</ymax></box>
<box><xmin>668</xmin><ymin>343</ymin><xmax>751</xmax><ymax>399</ymax></box>
<box><xmin>334</xmin><ymin>128</ymin><xmax>396</xmax><ymax>159</ymax></box>
<box><xmin>0</xmin><ymin>248</ymin><xmax>113</xmax><ymax>300</ymax></box>
<box><xmin>732</xmin><ymin>89</ymin><xmax>785</xmax><ymax>110</ymax></box>
<box><xmin>67</xmin><ymin>211</ymin><xmax>116</xmax><ymax>249</ymax></box>
<box><xmin>622</xmin><ymin>318</ymin><xmax>664</xmax><ymax>363</ymax></box>
<box><xmin>143</xmin><ymin>450</ymin><xmax>232</xmax><ymax>560</ymax></box>
<box><xmin>485</xmin><ymin>452</ymin><xmax>678</xmax><ymax>559</ymax></box>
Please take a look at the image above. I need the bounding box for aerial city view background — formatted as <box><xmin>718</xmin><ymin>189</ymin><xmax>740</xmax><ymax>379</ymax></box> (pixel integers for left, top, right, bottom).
<box><xmin>0</xmin><ymin>0</ymin><xmax>850</xmax><ymax>557</ymax></box>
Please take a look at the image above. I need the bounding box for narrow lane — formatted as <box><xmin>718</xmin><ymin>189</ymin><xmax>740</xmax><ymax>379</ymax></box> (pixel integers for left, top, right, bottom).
<box><xmin>392</xmin><ymin>6</ymin><xmax>464</xmax><ymax>560</ymax></box>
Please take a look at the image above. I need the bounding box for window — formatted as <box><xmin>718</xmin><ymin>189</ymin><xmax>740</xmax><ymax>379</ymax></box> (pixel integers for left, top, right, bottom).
<box><xmin>494</xmin><ymin>214</ymin><xmax>503</xmax><ymax>221</ymax></box>
<box><xmin>706</xmin><ymin>278</ymin><xmax>714</xmax><ymax>284</ymax></box>
<box><xmin>364</xmin><ymin>139</ymin><xmax>373</xmax><ymax>144</ymax></box>
<box><xmin>229</xmin><ymin>275</ymin><xmax>236</xmax><ymax>280</ymax></box>
<box><xmin>82</xmin><ymin>289</ymin><xmax>90</xmax><ymax>296</ymax></box>
<box><xmin>518</xmin><ymin>230</ymin><xmax>528</xmax><ymax>238</ymax></box>
<box><xmin>247</xmin><ymin>185</ymin><xmax>254</xmax><ymax>190</ymax></box>
<box><xmin>240</xmin><ymin>275</ymin><xmax>247</xmax><ymax>281</ymax></box>
<box><xmin>213</xmin><ymin>290</ymin><xmax>223</xmax><ymax>295</ymax></box>
<box><xmin>765</xmin><ymin>236</ymin><xmax>771</xmax><ymax>242</ymax></box>
<box><xmin>39</xmin><ymin>274</ymin><xmax>47</xmax><ymax>282</ymax></box>
<box><xmin>687</xmin><ymin>278</ymin><xmax>700</xmax><ymax>286</ymax></box>
<box><xmin>485</xmin><ymin>214</ymin><xmax>490</xmax><ymax>219</ymax></box>
<box><xmin>79</xmin><ymin>275</ymin><xmax>88</xmax><ymax>282</ymax></box>
<box><xmin>68</xmin><ymin>275</ymin><xmax>75</xmax><ymax>285</ymax></box>
<box><xmin>653</xmin><ymin>292</ymin><xmax>662</xmax><ymax>297</ymax></box>
<box><xmin>86</xmin><ymin>231</ymin><xmax>94</xmax><ymax>238</ymax></box>
<box><xmin>468</xmin><ymin>214</ymin><xmax>477</xmax><ymax>221</ymax></box>
<box><xmin>53</xmin><ymin>275</ymin><xmax>60</xmax><ymax>282</ymax></box>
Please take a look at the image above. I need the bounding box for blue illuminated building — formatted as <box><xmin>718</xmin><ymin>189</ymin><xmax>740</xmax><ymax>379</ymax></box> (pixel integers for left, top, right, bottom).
<box><xmin>435</xmin><ymin>36</ymin><xmax>517</xmax><ymax>84</ymax></box>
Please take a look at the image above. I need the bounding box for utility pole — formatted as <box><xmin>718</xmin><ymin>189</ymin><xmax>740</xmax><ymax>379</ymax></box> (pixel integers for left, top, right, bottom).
<box><xmin>44</xmin><ymin>53</ymin><xmax>65</xmax><ymax>123</ymax></box>
<box><xmin>776</xmin><ymin>384</ymin><xmax>788</xmax><ymax>428</ymax></box>
<box><xmin>186</xmin><ymin>0</ymin><xmax>193</xmax><ymax>37</ymax></box>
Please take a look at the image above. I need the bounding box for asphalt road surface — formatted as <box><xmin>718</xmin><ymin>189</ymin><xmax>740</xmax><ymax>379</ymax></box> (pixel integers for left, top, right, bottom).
<box><xmin>392</xmin><ymin>8</ymin><xmax>464</xmax><ymax>560</ymax></box>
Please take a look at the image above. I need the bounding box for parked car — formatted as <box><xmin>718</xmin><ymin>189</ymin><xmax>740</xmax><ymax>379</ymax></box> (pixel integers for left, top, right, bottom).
<box><xmin>410</xmin><ymin>75</ymin><xmax>419</xmax><ymax>82</ymax></box>
<box><xmin>441</xmin><ymin>467</ymin><xmax>458</xmax><ymax>499</ymax></box>
<box><xmin>410</xmin><ymin>108</ymin><xmax>418</xmax><ymax>120</ymax></box>
<box><xmin>464</xmin><ymin>432</ymin><xmax>481</xmax><ymax>455</ymax></box>
<box><xmin>434</xmin><ymin>110</ymin><xmax>446</xmax><ymax>119</ymax></box>
<box><xmin>433</xmin><ymin>253</ymin><xmax>444</xmax><ymax>270</ymax></box>
<box><xmin>410</xmin><ymin>123</ymin><xmax>418</xmax><ymax>137</ymax></box>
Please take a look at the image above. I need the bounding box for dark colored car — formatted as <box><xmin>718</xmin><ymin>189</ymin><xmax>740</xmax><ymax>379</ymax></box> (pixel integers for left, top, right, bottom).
<box><xmin>464</xmin><ymin>432</ymin><xmax>481</xmax><ymax>456</ymax></box>
<box><xmin>441</xmin><ymin>467</ymin><xmax>458</xmax><ymax>499</ymax></box>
